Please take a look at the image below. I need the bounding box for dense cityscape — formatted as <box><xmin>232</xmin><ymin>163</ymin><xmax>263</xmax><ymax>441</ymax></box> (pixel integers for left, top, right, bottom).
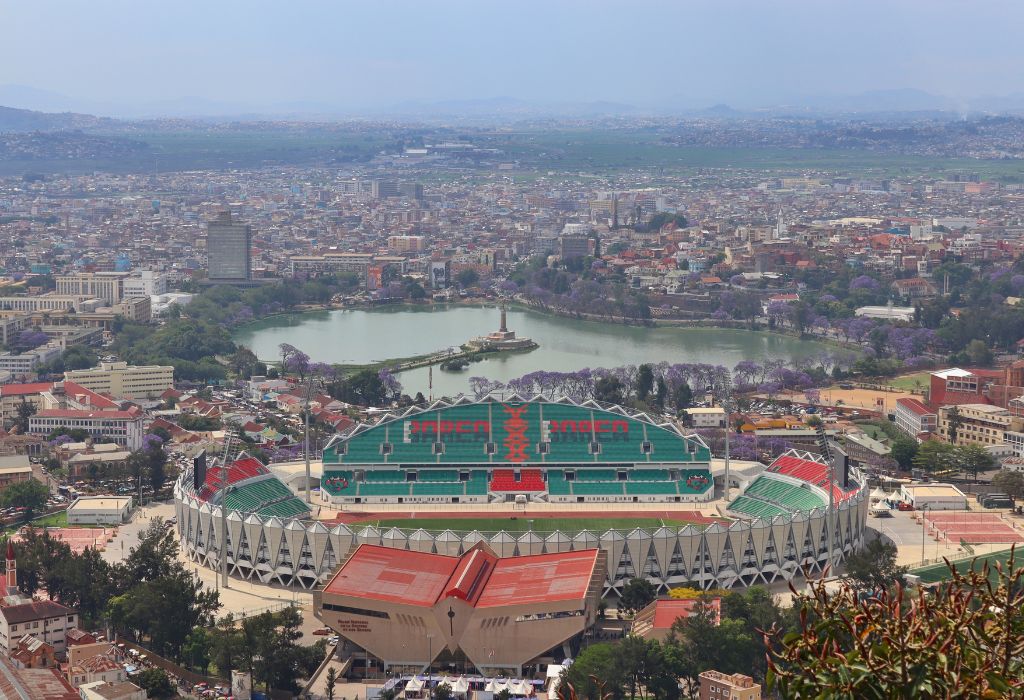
<box><xmin>2</xmin><ymin>2</ymin><xmax>1024</xmax><ymax>699</ymax></box>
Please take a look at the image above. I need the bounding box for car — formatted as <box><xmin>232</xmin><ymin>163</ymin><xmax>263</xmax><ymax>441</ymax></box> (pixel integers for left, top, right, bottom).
<box><xmin>312</xmin><ymin>627</ymin><xmax>332</xmax><ymax>636</ymax></box>
<box><xmin>328</xmin><ymin>635</ymin><xmax>340</xmax><ymax>645</ymax></box>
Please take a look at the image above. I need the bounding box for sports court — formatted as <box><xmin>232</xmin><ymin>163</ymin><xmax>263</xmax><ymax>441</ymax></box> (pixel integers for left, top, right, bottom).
<box><xmin>13</xmin><ymin>526</ymin><xmax>114</xmax><ymax>553</ymax></box>
<box><xmin>921</xmin><ymin>511</ymin><xmax>1024</xmax><ymax>545</ymax></box>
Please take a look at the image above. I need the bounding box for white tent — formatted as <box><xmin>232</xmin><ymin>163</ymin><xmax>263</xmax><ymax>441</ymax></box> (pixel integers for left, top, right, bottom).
<box><xmin>405</xmin><ymin>678</ymin><xmax>424</xmax><ymax>693</ymax></box>
<box><xmin>452</xmin><ymin>677</ymin><xmax>470</xmax><ymax>695</ymax></box>
<box><xmin>869</xmin><ymin>487</ymin><xmax>887</xmax><ymax>502</ymax></box>
<box><xmin>485</xmin><ymin>680</ymin><xmax>508</xmax><ymax>693</ymax></box>
<box><xmin>511</xmin><ymin>680</ymin><xmax>533</xmax><ymax>696</ymax></box>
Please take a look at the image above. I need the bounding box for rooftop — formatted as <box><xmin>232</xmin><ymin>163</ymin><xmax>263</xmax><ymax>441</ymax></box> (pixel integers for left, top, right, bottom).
<box><xmin>324</xmin><ymin>544</ymin><xmax>600</xmax><ymax>609</ymax></box>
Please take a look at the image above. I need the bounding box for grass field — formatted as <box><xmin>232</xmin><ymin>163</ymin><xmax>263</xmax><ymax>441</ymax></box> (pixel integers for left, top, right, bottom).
<box><xmin>885</xmin><ymin>372</ymin><xmax>931</xmax><ymax>392</ymax></box>
<box><xmin>369</xmin><ymin>516</ymin><xmax>706</xmax><ymax>534</ymax></box>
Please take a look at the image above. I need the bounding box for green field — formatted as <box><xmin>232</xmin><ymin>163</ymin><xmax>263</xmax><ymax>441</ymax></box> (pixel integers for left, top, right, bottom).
<box><xmin>910</xmin><ymin>548</ymin><xmax>1018</xmax><ymax>585</ymax></box>
<box><xmin>886</xmin><ymin>372</ymin><xmax>931</xmax><ymax>392</ymax></box>
<box><xmin>368</xmin><ymin>516</ymin><xmax>706</xmax><ymax>534</ymax></box>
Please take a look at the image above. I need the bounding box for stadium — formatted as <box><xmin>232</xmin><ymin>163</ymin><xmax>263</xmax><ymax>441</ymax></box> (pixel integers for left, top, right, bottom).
<box><xmin>174</xmin><ymin>395</ymin><xmax>869</xmax><ymax>594</ymax></box>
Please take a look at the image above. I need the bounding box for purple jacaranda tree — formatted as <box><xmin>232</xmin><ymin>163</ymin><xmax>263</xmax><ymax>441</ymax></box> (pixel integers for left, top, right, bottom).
<box><xmin>729</xmin><ymin>274</ymin><xmax>745</xmax><ymax>287</ymax></box>
<box><xmin>378</xmin><ymin>368</ymin><xmax>402</xmax><ymax>401</ymax></box>
<box><xmin>819</xmin><ymin>293</ymin><xmax>838</xmax><ymax>303</ymax></box>
<box><xmin>849</xmin><ymin>275</ymin><xmax>880</xmax><ymax>292</ymax></box>
<box><xmin>469</xmin><ymin>377</ymin><xmax>506</xmax><ymax>400</ymax></box>
<box><xmin>1011</xmin><ymin>275</ymin><xmax>1024</xmax><ymax>294</ymax></box>
<box><xmin>17</xmin><ymin>330</ymin><xmax>48</xmax><ymax>350</ymax></box>
<box><xmin>766</xmin><ymin>301</ymin><xmax>789</xmax><ymax>326</ymax></box>
<box><xmin>141</xmin><ymin>433</ymin><xmax>164</xmax><ymax>451</ymax></box>
<box><xmin>283</xmin><ymin>350</ymin><xmax>311</xmax><ymax>378</ymax></box>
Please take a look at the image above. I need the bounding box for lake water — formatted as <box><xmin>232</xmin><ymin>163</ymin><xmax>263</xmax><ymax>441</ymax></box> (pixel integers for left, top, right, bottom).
<box><xmin>233</xmin><ymin>305</ymin><xmax>833</xmax><ymax>397</ymax></box>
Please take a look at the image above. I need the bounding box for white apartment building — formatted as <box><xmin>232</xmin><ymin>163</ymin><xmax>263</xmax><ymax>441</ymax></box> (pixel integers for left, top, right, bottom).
<box><xmin>0</xmin><ymin>343</ymin><xmax>62</xmax><ymax>378</ymax></box>
<box><xmin>0</xmin><ymin>601</ymin><xmax>78</xmax><ymax>655</ymax></box>
<box><xmin>894</xmin><ymin>398</ymin><xmax>937</xmax><ymax>440</ymax></box>
<box><xmin>64</xmin><ymin>362</ymin><xmax>174</xmax><ymax>400</ymax></box>
<box><xmin>29</xmin><ymin>409</ymin><xmax>144</xmax><ymax>450</ymax></box>
<box><xmin>56</xmin><ymin>272</ymin><xmax>127</xmax><ymax>305</ymax></box>
<box><xmin>686</xmin><ymin>407</ymin><xmax>728</xmax><ymax>429</ymax></box>
<box><xmin>122</xmin><ymin>270</ymin><xmax>168</xmax><ymax>298</ymax></box>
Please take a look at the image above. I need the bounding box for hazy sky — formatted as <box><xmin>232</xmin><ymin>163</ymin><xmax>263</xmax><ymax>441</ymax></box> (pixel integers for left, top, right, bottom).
<box><xmin>3</xmin><ymin>0</ymin><xmax>1023</xmax><ymax>114</ymax></box>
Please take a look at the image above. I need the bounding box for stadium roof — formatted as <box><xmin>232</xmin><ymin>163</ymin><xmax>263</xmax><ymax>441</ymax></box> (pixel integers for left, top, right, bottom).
<box><xmin>324</xmin><ymin>543</ymin><xmax>601</xmax><ymax>609</ymax></box>
<box><xmin>322</xmin><ymin>394</ymin><xmax>709</xmax><ymax>466</ymax></box>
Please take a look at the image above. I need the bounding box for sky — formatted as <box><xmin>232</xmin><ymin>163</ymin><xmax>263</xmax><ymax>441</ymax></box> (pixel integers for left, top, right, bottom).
<box><xmin>3</xmin><ymin>0</ymin><xmax>1024</xmax><ymax>116</ymax></box>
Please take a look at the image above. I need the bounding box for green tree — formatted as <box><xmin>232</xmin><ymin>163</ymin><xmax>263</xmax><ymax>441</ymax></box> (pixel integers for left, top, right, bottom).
<box><xmin>672</xmin><ymin>382</ymin><xmax>693</xmax><ymax>411</ymax></box>
<box><xmin>618</xmin><ymin>578</ymin><xmax>657</xmax><ymax>616</ymax></box>
<box><xmin>991</xmin><ymin>469</ymin><xmax>1024</xmax><ymax>499</ymax></box>
<box><xmin>956</xmin><ymin>443</ymin><xmax>997</xmax><ymax>482</ymax></box>
<box><xmin>325</xmin><ymin>667</ymin><xmax>338</xmax><ymax>700</ymax></box>
<box><xmin>966</xmin><ymin>338</ymin><xmax>994</xmax><ymax>366</ymax></box>
<box><xmin>0</xmin><ymin>479</ymin><xmax>50</xmax><ymax>519</ymax></box>
<box><xmin>560</xmin><ymin>642</ymin><xmax>627</xmax><ymax>700</ymax></box>
<box><xmin>843</xmin><ymin>537</ymin><xmax>907</xmax><ymax>592</ymax></box>
<box><xmin>182</xmin><ymin>627</ymin><xmax>211</xmax><ymax>673</ymax></box>
<box><xmin>635</xmin><ymin>364</ymin><xmax>655</xmax><ymax>401</ymax></box>
<box><xmin>889</xmin><ymin>436</ymin><xmax>919</xmax><ymax>471</ymax></box>
<box><xmin>456</xmin><ymin>269</ymin><xmax>480</xmax><ymax>287</ymax></box>
<box><xmin>13</xmin><ymin>398</ymin><xmax>35</xmax><ymax>433</ymax></box>
<box><xmin>945</xmin><ymin>405</ymin><xmax>965</xmax><ymax>444</ymax></box>
<box><xmin>434</xmin><ymin>683</ymin><xmax>453</xmax><ymax>700</ymax></box>
<box><xmin>136</xmin><ymin>668</ymin><xmax>174</xmax><ymax>698</ymax></box>
<box><xmin>594</xmin><ymin>376</ymin><xmax>625</xmax><ymax>405</ymax></box>
<box><xmin>765</xmin><ymin>552</ymin><xmax>1024</xmax><ymax>698</ymax></box>
<box><xmin>913</xmin><ymin>440</ymin><xmax>957</xmax><ymax>473</ymax></box>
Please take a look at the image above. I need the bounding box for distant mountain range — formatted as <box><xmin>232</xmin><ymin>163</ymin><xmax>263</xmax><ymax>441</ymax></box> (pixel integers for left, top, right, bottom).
<box><xmin>4</xmin><ymin>83</ymin><xmax>1024</xmax><ymax>124</ymax></box>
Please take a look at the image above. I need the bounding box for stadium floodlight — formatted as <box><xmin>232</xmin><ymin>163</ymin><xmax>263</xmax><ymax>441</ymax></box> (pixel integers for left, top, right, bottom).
<box><xmin>706</xmin><ymin>374</ymin><xmax>733</xmax><ymax>502</ymax></box>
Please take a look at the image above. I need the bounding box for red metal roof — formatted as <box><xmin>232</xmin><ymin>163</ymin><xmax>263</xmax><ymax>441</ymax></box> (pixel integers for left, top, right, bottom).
<box><xmin>34</xmin><ymin>409</ymin><xmax>139</xmax><ymax>420</ymax></box>
<box><xmin>475</xmin><ymin>550</ymin><xmax>599</xmax><ymax>609</ymax></box>
<box><xmin>324</xmin><ymin>545</ymin><xmax>460</xmax><ymax>607</ymax></box>
<box><xmin>324</xmin><ymin>545</ymin><xmax>600</xmax><ymax>610</ymax></box>
<box><xmin>896</xmin><ymin>397</ymin><xmax>934</xmax><ymax>416</ymax></box>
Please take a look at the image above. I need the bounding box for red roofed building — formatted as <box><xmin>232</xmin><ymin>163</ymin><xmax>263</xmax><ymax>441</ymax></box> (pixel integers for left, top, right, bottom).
<box><xmin>314</xmin><ymin>543</ymin><xmax>605</xmax><ymax>674</ymax></box>
<box><xmin>0</xmin><ymin>382</ymin><xmax>53</xmax><ymax>425</ymax></box>
<box><xmin>631</xmin><ymin>597</ymin><xmax>722</xmax><ymax>641</ymax></box>
<box><xmin>28</xmin><ymin>409</ymin><xmax>144</xmax><ymax>450</ymax></box>
<box><xmin>894</xmin><ymin>397</ymin><xmax>937</xmax><ymax>441</ymax></box>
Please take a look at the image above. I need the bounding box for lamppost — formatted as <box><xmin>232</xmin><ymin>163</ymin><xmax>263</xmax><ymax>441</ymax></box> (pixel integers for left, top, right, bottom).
<box><xmin>707</xmin><ymin>374</ymin><xmax>733</xmax><ymax>503</ymax></box>
<box><xmin>921</xmin><ymin>504</ymin><xmax>929</xmax><ymax>565</ymax></box>
<box><xmin>426</xmin><ymin>633</ymin><xmax>434</xmax><ymax>699</ymax></box>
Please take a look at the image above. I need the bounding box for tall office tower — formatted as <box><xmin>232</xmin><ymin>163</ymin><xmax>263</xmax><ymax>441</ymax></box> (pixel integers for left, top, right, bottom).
<box><xmin>206</xmin><ymin>211</ymin><xmax>251</xmax><ymax>282</ymax></box>
<box><xmin>371</xmin><ymin>179</ymin><xmax>401</xmax><ymax>199</ymax></box>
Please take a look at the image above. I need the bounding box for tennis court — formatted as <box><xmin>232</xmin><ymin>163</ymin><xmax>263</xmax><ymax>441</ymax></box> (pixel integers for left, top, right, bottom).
<box><xmin>911</xmin><ymin>548</ymin><xmax>1019</xmax><ymax>585</ymax></box>
<box><xmin>922</xmin><ymin>511</ymin><xmax>1024</xmax><ymax>545</ymax></box>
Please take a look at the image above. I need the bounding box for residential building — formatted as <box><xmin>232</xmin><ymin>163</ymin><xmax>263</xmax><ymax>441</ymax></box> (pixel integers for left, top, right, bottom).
<box><xmin>79</xmin><ymin>681</ymin><xmax>146</xmax><ymax>700</ymax></box>
<box><xmin>937</xmin><ymin>403</ymin><xmax>1021</xmax><ymax>447</ymax></box>
<box><xmin>9</xmin><ymin>635</ymin><xmax>55</xmax><ymax>669</ymax></box>
<box><xmin>894</xmin><ymin>397</ymin><xmax>937</xmax><ymax>440</ymax></box>
<box><xmin>0</xmin><ymin>455</ymin><xmax>33</xmax><ymax>490</ymax></box>
<box><xmin>698</xmin><ymin>671</ymin><xmax>761</xmax><ymax>700</ymax></box>
<box><xmin>55</xmin><ymin>273</ymin><xmax>127</xmax><ymax>305</ymax></box>
<box><xmin>121</xmin><ymin>270</ymin><xmax>167</xmax><ymax>298</ymax></box>
<box><xmin>64</xmin><ymin>362</ymin><xmax>174</xmax><ymax>401</ymax></box>
<box><xmin>29</xmin><ymin>409</ymin><xmax>144</xmax><ymax>450</ymax></box>
<box><xmin>0</xmin><ymin>601</ymin><xmax>78</xmax><ymax>655</ymax></box>
<box><xmin>0</xmin><ymin>382</ymin><xmax>52</xmax><ymax>423</ymax></box>
<box><xmin>0</xmin><ymin>343</ymin><xmax>62</xmax><ymax>378</ymax></box>
<box><xmin>559</xmin><ymin>236</ymin><xmax>590</xmax><ymax>259</ymax></box>
<box><xmin>0</xmin><ymin>653</ymin><xmax>78</xmax><ymax>700</ymax></box>
<box><xmin>685</xmin><ymin>407</ymin><xmax>728</xmax><ymax>429</ymax></box>
<box><xmin>387</xmin><ymin>235</ymin><xmax>426</xmax><ymax>253</ymax></box>
<box><xmin>371</xmin><ymin>179</ymin><xmax>400</xmax><ymax>198</ymax></box>
<box><xmin>206</xmin><ymin>211</ymin><xmax>251</xmax><ymax>282</ymax></box>
<box><xmin>67</xmin><ymin>645</ymin><xmax>127</xmax><ymax>689</ymax></box>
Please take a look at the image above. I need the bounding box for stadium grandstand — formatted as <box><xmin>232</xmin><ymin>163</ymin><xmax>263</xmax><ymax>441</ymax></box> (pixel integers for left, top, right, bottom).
<box><xmin>727</xmin><ymin>450</ymin><xmax>859</xmax><ymax>521</ymax></box>
<box><xmin>319</xmin><ymin>395</ymin><xmax>714</xmax><ymax>505</ymax></box>
<box><xmin>184</xmin><ymin>453</ymin><xmax>310</xmax><ymax>520</ymax></box>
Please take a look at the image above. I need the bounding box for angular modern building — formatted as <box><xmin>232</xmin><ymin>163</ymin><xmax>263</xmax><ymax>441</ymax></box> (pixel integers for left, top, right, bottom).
<box><xmin>314</xmin><ymin>542</ymin><xmax>605</xmax><ymax>674</ymax></box>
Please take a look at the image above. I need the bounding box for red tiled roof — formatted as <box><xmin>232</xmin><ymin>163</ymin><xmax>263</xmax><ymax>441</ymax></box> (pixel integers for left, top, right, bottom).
<box><xmin>896</xmin><ymin>397</ymin><xmax>934</xmax><ymax>416</ymax></box>
<box><xmin>0</xmin><ymin>383</ymin><xmax>52</xmax><ymax>397</ymax></box>
<box><xmin>62</xmin><ymin>382</ymin><xmax>119</xmax><ymax>410</ymax></box>
<box><xmin>0</xmin><ymin>600</ymin><xmax>74</xmax><ymax>625</ymax></box>
<box><xmin>34</xmin><ymin>409</ymin><xmax>139</xmax><ymax>420</ymax></box>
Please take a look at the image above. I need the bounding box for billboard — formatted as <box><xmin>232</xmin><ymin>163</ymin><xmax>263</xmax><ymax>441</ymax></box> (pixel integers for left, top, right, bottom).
<box><xmin>430</xmin><ymin>261</ymin><xmax>450</xmax><ymax>290</ymax></box>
